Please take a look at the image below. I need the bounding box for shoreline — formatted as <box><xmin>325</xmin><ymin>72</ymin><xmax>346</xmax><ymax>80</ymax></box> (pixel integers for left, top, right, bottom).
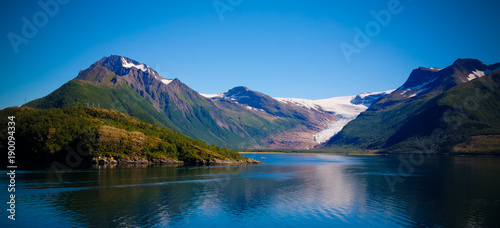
<box><xmin>239</xmin><ymin>151</ymin><xmax>500</xmax><ymax>157</ymax></box>
<box><xmin>239</xmin><ymin>152</ymin><xmax>379</xmax><ymax>155</ymax></box>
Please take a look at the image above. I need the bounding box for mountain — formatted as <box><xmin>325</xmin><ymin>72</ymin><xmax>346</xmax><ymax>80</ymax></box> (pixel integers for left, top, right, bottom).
<box><xmin>320</xmin><ymin>59</ymin><xmax>500</xmax><ymax>153</ymax></box>
<box><xmin>25</xmin><ymin>55</ymin><xmax>336</xmax><ymax>149</ymax></box>
<box><xmin>203</xmin><ymin>86</ymin><xmax>337</xmax><ymax>149</ymax></box>
<box><xmin>274</xmin><ymin>90</ymin><xmax>393</xmax><ymax>143</ymax></box>
<box><xmin>0</xmin><ymin>106</ymin><xmax>260</xmax><ymax>168</ymax></box>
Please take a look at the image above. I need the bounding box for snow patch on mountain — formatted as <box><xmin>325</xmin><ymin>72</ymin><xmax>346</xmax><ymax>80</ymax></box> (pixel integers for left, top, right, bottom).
<box><xmin>227</xmin><ymin>95</ymin><xmax>250</xmax><ymax>99</ymax></box>
<box><xmin>397</xmin><ymin>75</ymin><xmax>439</xmax><ymax>92</ymax></box>
<box><xmin>121</xmin><ymin>57</ymin><xmax>157</xmax><ymax>75</ymax></box>
<box><xmin>429</xmin><ymin>67</ymin><xmax>442</xmax><ymax>71</ymax></box>
<box><xmin>273</xmin><ymin>97</ymin><xmax>323</xmax><ymax>111</ymax></box>
<box><xmin>357</xmin><ymin>90</ymin><xmax>394</xmax><ymax>99</ymax></box>
<box><xmin>121</xmin><ymin>57</ymin><xmax>147</xmax><ymax>71</ymax></box>
<box><xmin>161</xmin><ymin>79</ymin><xmax>173</xmax><ymax>85</ymax></box>
<box><xmin>245</xmin><ymin>106</ymin><xmax>264</xmax><ymax>112</ymax></box>
<box><xmin>467</xmin><ymin>70</ymin><xmax>485</xmax><ymax>81</ymax></box>
<box><xmin>200</xmin><ymin>93</ymin><xmax>223</xmax><ymax>98</ymax></box>
<box><xmin>396</xmin><ymin>74</ymin><xmax>441</xmax><ymax>98</ymax></box>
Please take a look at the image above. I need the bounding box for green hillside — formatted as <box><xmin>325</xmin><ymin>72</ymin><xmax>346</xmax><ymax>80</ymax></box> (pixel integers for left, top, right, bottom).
<box><xmin>324</xmin><ymin>71</ymin><xmax>500</xmax><ymax>154</ymax></box>
<box><xmin>26</xmin><ymin>80</ymin><xmax>177</xmax><ymax>130</ymax></box>
<box><xmin>25</xmin><ymin>78</ymin><xmax>305</xmax><ymax>149</ymax></box>
<box><xmin>25</xmin><ymin>80</ymin><xmax>255</xmax><ymax>148</ymax></box>
<box><xmin>385</xmin><ymin>71</ymin><xmax>500</xmax><ymax>153</ymax></box>
<box><xmin>0</xmin><ymin>106</ymin><xmax>257</xmax><ymax>169</ymax></box>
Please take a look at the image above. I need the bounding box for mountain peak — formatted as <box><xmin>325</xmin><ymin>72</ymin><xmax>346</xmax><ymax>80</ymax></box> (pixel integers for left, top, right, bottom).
<box><xmin>397</xmin><ymin>66</ymin><xmax>441</xmax><ymax>91</ymax></box>
<box><xmin>75</xmin><ymin>55</ymin><xmax>174</xmax><ymax>85</ymax></box>
<box><xmin>452</xmin><ymin>58</ymin><xmax>484</xmax><ymax>67</ymax></box>
<box><xmin>228</xmin><ymin>86</ymin><xmax>250</xmax><ymax>92</ymax></box>
<box><xmin>95</xmin><ymin>55</ymin><xmax>159</xmax><ymax>77</ymax></box>
<box><xmin>223</xmin><ymin>86</ymin><xmax>257</xmax><ymax>98</ymax></box>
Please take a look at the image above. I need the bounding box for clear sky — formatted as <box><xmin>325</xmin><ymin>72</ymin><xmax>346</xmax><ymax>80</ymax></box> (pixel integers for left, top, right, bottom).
<box><xmin>1</xmin><ymin>0</ymin><xmax>500</xmax><ymax>108</ymax></box>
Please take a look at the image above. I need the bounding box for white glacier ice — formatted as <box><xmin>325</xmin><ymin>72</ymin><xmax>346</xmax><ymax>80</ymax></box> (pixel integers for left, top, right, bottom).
<box><xmin>275</xmin><ymin>90</ymin><xmax>392</xmax><ymax>143</ymax></box>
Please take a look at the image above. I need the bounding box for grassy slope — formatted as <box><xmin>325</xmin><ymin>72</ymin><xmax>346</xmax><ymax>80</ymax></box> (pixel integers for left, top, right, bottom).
<box><xmin>384</xmin><ymin>72</ymin><xmax>500</xmax><ymax>153</ymax></box>
<box><xmin>324</xmin><ymin>96</ymin><xmax>430</xmax><ymax>151</ymax></box>
<box><xmin>25</xmin><ymin>79</ymin><xmax>300</xmax><ymax>149</ymax></box>
<box><xmin>26</xmin><ymin>80</ymin><xmax>178</xmax><ymax>130</ymax></box>
<box><xmin>25</xmin><ymin>80</ymin><xmax>250</xmax><ymax>148</ymax></box>
<box><xmin>325</xmin><ymin>72</ymin><xmax>500</xmax><ymax>154</ymax></box>
<box><xmin>0</xmin><ymin>106</ymin><xmax>246</xmax><ymax>168</ymax></box>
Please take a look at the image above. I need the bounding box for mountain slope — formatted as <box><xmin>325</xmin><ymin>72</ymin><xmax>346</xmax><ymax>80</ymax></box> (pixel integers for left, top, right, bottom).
<box><xmin>383</xmin><ymin>71</ymin><xmax>500</xmax><ymax>153</ymax></box>
<box><xmin>205</xmin><ymin>86</ymin><xmax>337</xmax><ymax>149</ymax></box>
<box><xmin>320</xmin><ymin>59</ymin><xmax>500</xmax><ymax>153</ymax></box>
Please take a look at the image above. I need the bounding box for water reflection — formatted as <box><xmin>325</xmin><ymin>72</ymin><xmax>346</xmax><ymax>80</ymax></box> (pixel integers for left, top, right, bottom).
<box><xmin>2</xmin><ymin>155</ymin><xmax>500</xmax><ymax>227</ymax></box>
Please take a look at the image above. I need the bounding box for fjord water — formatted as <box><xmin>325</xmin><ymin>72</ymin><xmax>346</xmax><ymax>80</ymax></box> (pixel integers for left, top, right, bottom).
<box><xmin>2</xmin><ymin>154</ymin><xmax>500</xmax><ymax>227</ymax></box>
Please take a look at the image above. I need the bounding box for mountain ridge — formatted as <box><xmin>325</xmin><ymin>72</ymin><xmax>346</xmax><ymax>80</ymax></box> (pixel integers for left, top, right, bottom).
<box><xmin>319</xmin><ymin>58</ymin><xmax>500</xmax><ymax>153</ymax></box>
<box><xmin>25</xmin><ymin>55</ymin><xmax>337</xmax><ymax>149</ymax></box>
<box><xmin>23</xmin><ymin>55</ymin><xmax>500</xmax><ymax>153</ymax></box>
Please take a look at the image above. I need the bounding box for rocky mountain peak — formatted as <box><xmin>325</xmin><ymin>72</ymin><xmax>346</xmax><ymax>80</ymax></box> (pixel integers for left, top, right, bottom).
<box><xmin>96</xmin><ymin>55</ymin><xmax>159</xmax><ymax>77</ymax></box>
<box><xmin>397</xmin><ymin>67</ymin><xmax>442</xmax><ymax>91</ymax></box>
<box><xmin>452</xmin><ymin>58</ymin><xmax>486</xmax><ymax>69</ymax></box>
<box><xmin>223</xmin><ymin>86</ymin><xmax>252</xmax><ymax>98</ymax></box>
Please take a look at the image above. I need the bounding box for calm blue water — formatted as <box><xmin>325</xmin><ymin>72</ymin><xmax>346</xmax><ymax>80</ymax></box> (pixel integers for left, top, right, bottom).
<box><xmin>1</xmin><ymin>154</ymin><xmax>500</xmax><ymax>227</ymax></box>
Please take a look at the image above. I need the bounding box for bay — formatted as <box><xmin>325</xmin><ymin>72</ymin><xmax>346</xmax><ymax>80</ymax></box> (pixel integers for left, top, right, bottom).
<box><xmin>1</xmin><ymin>154</ymin><xmax>500</xmax><ymax>227</ymax></box>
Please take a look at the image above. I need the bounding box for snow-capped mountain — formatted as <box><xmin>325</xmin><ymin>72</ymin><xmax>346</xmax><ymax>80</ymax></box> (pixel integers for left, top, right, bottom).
<box><xmin>320</xmin><ymin>58</ymin><xmax>500</xmax><ymax>153</ymax></box>
<box><xmin>30</xmin><ymin>55</ymin><xmax>338</xmax><ymax>149</ymax></box>
<box><xmin>119</xmin><ymin>56</ymin><xmax>173</xmax><ymax>85</ymax></box>
<box><xmin>390</xmin><ymin>59</ymin><xmax>500</xmax><ymax>100</ymax></box>
<box><xmin>200</xmin><ymin>86</ymin><xmax>394</xmax><ymax>144</ymax></box>
<box><xmin>27</xmin><ymin>55</ymin><xmax>500</xmax><ymax>152</ymax></box>
<box><xmin>274</xmin><ymin>90</ymin><xmax>393</xmax><ymax>143</ymax></box>
<box><xmin>202</xmin><ymin>86</ymin><xmax>337</xmax><ymax>149</ymax></box>
<box><xmin>201</xmin><ymin>87</ymin><xmax>393</xmax><ymax>144</ymax></box>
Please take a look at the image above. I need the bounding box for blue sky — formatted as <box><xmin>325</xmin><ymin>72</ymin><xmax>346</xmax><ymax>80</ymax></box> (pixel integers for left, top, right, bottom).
<box><xmin>1</xmin><ymin>0</ymin><xmax>500</xmax><ymax>108</ymax></box>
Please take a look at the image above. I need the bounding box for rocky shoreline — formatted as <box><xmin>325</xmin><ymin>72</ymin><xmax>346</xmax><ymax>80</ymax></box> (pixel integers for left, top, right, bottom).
<box><xmin>91</xmin><ymin>157</ymin><xmax>263</xmax><ymax>166</ymax></box>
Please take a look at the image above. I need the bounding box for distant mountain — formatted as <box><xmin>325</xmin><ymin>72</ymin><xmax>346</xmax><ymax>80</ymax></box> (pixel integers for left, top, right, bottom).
<box><xmin>320</xmin><ymin>59</ymin><xmax>500</xmax><ymax>154</ymax></box>
<box><xmin>203</xmin><ymin>86</ymin><xmax>337</xmax><ymax>149</ymax></box>
<box><xmin>25</xmin><ymin>55</ymin><xmax>337</xmax><ymax>149</ymax></box>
